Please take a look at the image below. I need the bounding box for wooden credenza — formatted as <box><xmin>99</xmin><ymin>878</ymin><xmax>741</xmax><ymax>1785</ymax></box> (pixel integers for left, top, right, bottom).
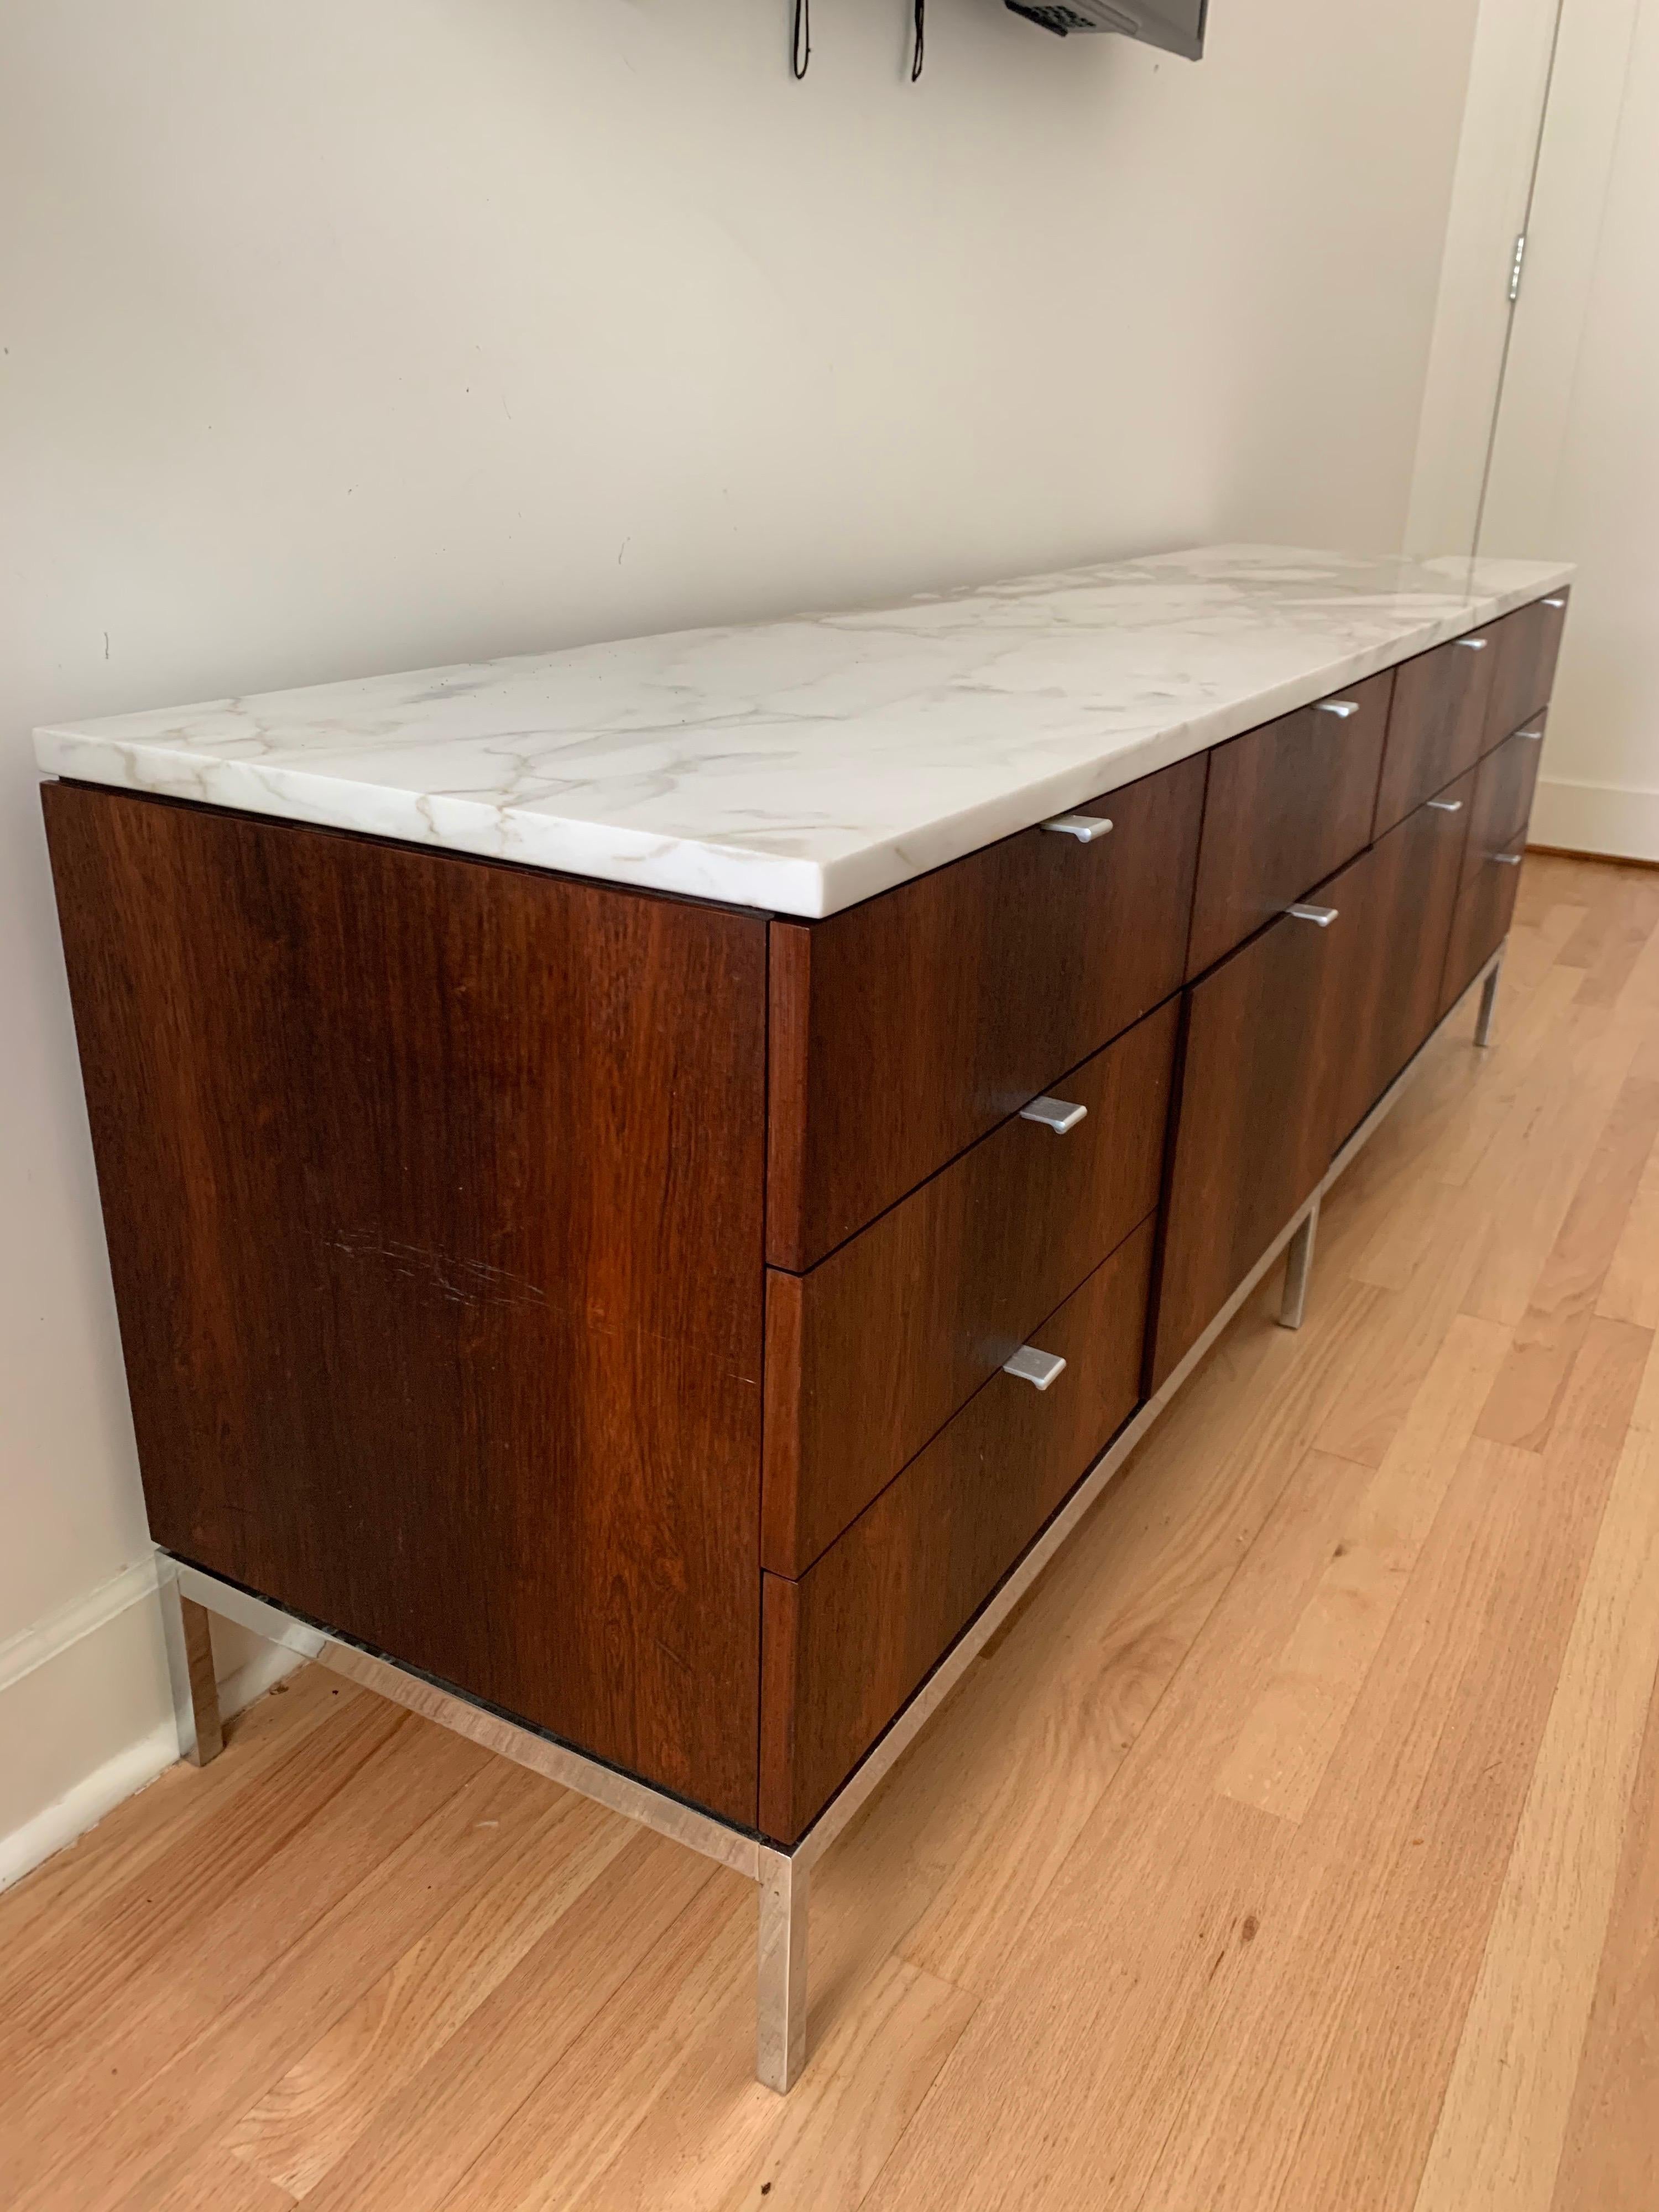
<box><xmin>41</xmin><ymin>587</ymin><xmax>1568</xmax><ymax>1855</ymax></box>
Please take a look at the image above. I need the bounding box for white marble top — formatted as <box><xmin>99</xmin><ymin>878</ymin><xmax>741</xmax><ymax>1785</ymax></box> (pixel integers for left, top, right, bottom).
<box><xmin>36</xmin><ymin>544</ymin><xmax>1573</xmax><ymax>919</ymax></box>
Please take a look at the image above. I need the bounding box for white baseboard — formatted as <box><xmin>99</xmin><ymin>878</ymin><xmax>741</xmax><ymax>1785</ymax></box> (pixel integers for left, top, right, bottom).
<box><xmin>1530</xmin><ymin>777</ymin><xmax>1659</xmax><ymax>864</ymax></box>
<box><xmin>0</xmin><ymin>1552</ymin><xmax>302</xmax><ymax>1895</ymax></box>
<box><xmin>0</xmin><ymin>1717</ymin><xmax>178</xmax><ymax>1895</ymax></box>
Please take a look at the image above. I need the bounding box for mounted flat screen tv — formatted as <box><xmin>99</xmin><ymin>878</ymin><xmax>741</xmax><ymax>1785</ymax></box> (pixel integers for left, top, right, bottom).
<box><xmin>1005</xmin><ymin>0</ymin><xmax>1206</xmax><ymax>56</ymax></box>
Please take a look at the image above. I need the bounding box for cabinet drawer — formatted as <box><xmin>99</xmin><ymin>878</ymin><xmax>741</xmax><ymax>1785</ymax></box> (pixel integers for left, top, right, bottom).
<box><xmin>763</xmin><ymin>1000</ymin><xmax>1176</xmax><ymax>1575</ymax></box>
<box><xmin>1485</xmin><ymin>591</ymin><xmax>1569</xmax><ymax>749</ymax></box>
<box><xmin>1186</xmin><ymin>671</ymin><xmax>1391</xmax><ymax>977</ymax></box>
<box><xmin>1151</xmin><ymin>874</ymin><xmax>1360</xmax><ymax>1387</ymax></box>
<box><xmin>766</xmin><ymin>755</ymin><xmax>1204</xmax><ymax>1271</ymax></box>
<box><xmin>759</xmin><ymin>1217</ymin><xmax>1155</xmax><ymax>1843</ymax></box>
<box><xmin>1442</xmin><ymin>839</ymin><xmax>1525</xmax><ymax>1017</ymax></box>
<box><xmin>1373</xmin><ymin>626</ymin><xmax>1498</xmax><ymax>836</ymax></box>
<box><xmin>1324</xmin><ymin>775</ymin><xmax>1472</xmax><ymax>1151</ymax></box>
<box><xmin>1461</xmin><ymin>719</ymin><xmax>1546</xmax><ymax>895</ymax></box>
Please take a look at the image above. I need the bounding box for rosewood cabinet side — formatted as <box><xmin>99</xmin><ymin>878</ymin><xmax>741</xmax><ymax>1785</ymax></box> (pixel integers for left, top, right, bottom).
<box><xmin>43</xmin><ymin>784</ymin><xmax>770</xmax><ymax>1827</ymax></box>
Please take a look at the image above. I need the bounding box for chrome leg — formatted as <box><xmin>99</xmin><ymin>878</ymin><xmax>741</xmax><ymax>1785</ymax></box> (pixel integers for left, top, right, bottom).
<box><xmin>1474</xmin><ymin>956</ymin><xmax>1503</xmax><ymax>1049</ymax></box>
<box><xmin>755</xmin><ymin>1848</ymin><xmax>808</xmax><ymax>2093</ymax></box>
<box><xmin>158</xmin><ymin>1563</ymin><xmax>223</xmax><ymax>1766</ymax></box>
<box><xmin>1279</xmin><ymin>1199</ymin><xmax>1319</xmax><ymax>1332</ymax></box>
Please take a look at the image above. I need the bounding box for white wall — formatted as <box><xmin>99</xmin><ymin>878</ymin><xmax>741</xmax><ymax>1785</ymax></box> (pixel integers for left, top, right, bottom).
<box><xmin>1403</xmin><ymin>0</ymin><xmax>1561</xmax><ymax>561</ymax></box>
<box><xmin>1478</xmin><ymin>0</ymin><xmax>1659</xmax><ymax>861</ymax></box>
<box><xmin>0</xmin><ymin>0</ymin><xmax>1480</xmax><ymax>1874</ymax></box>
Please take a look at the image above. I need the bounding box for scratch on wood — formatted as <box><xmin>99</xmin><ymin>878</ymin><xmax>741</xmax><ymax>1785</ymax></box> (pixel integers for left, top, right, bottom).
<box><xmin>323</xmin><ymin>1232</ymin><xmax>547</xmax><ymax>1310</ymax></box>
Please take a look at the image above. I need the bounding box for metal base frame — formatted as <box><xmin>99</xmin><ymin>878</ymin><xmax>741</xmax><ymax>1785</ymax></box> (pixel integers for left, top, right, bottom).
<box><xmin>158</xmin><ymin>940</ymin><xmax>1508</xmax><ymax>2095</ymax></box>
<box><xmin>1474</xmin><ymin>952</ymin><xmax>1504</xmax><ymax>1049</ymax></box>
<box><xmin>1279</xmin><ymin>1199</ymin><xmax>1319</xmax><ymax>1330</ymax></box>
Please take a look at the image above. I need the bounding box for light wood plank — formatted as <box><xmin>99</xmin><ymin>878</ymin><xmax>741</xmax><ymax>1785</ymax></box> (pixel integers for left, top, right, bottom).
<box><xmin>715</xmin><ymin>1960</ymin><xmax>974</xmax><ymax>2212</ymax></box>
<box><xmin>1313</xmin><ymin>1189</ymin><xmax>1495</xmax><ymax>1467</ymax></box>
<box><xmin>293</xmin><ymin>1833</ymin><xmax>719</xmax><ymax>2212</ymax></box>
<box><xmin>1547</xmin><ymin>1631</ymin><xmax>1659</xmax><ymax>2212</ymax></box>
<box><xmin>1477</xmin><ymin>1043</ymin><xmax>1659</xmax><ymax>1447</ymax></box>
<box><xmin>2</xmin><ymin>1709</ymin><xmax>488</xmax><ymax>2205</ymax></box>
<box><xmin>33</xmin><ymin>1756</ymin><xmax>561</xmax><ymax>2212</ymax></box>
<box><xmin>1559</xmin><ymin>867</ymin><xmax>1659</xmax><ymax>1007</ymax></box>
<box><xmin>1413</xmin><ymin>1357</ymin><xmax>1659</xmax><ymax>2212</ymax></box>
<box><xmin>0</xmin><ymin>1670</ymin><xmax>361</xmax><ymax>2006</ymax></box>
<box><xmin>1132</xmin><ymin>1319</ymin><xmax>1652</xmax><ymax>2212</ymax></box>
<box><xmin>1598</xmin><ymin>1123</ymin><xmax>1659</xmax><ymax>1328</ymax></box>
<box><xmin>414</xmin><ymin>1875</ymin><xmax>755</xmax><ymax>2212</ymax></box>
<box><xmin>901</xmin><ymin>1272</ymin><xmax>1385</xmax><ymax>1992</ymax></box>
<box><xmin>129</xmin><ymin>2146</ymin><xmax>294</xmax><ymax>2212</ymax></box>
<box><xmin>1259</xmin><ymin>1317</ymin><xmax>1653</xmax><ymax>2212</ymax></box>
<box><xmin>1458</xmin><ymin>1004</ymin><xmax>1648</xmax><ymax>1325</ymax></box>
<box><xmin>0</xmin><ymin>1687</ymin><xmax>408</xmax><ymax>2082</ymax></box>
<box><xmin>858</xmin><ymin>1444</ymin><xmax>1379</xmax><ymax>2212</ymax></box>
<box><xmin>1220</xmin><ymin>1311</ymin><xmax>1512</xmax><ymax>1821</ymax></box>
<box><xmin>224</xmin><ymin>1791</ymin><xmax>632</xmax><ymax>2197</ymax></box>
<box><xmin>1345</xmin><ymin>962</ymin><xmax>1583</xmax><ymax>1292</ymax></box>
<box><xmin>562</xmin><ymin>1754</ymin><xmax>988</xmax><ymax>2212</ymax></box>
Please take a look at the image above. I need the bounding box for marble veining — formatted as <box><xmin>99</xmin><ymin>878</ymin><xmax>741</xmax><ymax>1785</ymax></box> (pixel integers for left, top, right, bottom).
<box><xmin>35</xmin><ymin>544</ymin><xmax>1574</xmax><ymax>917</ymax></box>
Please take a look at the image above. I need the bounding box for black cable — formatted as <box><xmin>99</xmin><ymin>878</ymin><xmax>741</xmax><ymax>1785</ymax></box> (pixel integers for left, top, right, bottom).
<box><xmin>911</xmin><ymin>0</ymin><xmax>925</xmax><ymax>79</ymax></box>
<box><xmin>792</xmin><ymin>0</ymin><xmax>810</xmax><ymax>77</ymax></box>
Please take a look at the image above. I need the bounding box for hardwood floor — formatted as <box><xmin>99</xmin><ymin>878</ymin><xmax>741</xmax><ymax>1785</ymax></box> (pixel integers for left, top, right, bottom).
<box><xmin>6</xmin><ymin>849</ymin><xmax>1659</xmax><ymax>2211</ymax></box>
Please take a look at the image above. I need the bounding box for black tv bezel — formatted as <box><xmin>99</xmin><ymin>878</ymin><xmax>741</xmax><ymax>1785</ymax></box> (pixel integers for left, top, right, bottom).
<box><xmin>1005</xmin><ymin>0</ymin><xmax>1207</xmax><ymax>59</ymax></box>
<box><xmin>1139</xmin><ymin>0</ymin><xmax>1207</xmax><ymax>60</ymax></box>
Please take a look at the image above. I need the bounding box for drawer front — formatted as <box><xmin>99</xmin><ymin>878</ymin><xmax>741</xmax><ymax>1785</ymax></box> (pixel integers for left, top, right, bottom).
<box><xmin>759</xmin><ymin>1218</ymin><xmax>1155</xmax><ymax>1843</ymax></box>
<box><xmin>763</xmin><ymin>999</ymin><xmax>1177</xmax><ymax>1575</ymax></box>
<box><xmin>1442</xmin><ymin>838</ymin><xmax>1525</xmax><ymax>1016</ymax></box>
<box><xmin>1373</xmin><ymin>625</ymin><xmax>1498</xmax><ymax>836</ymax></box>
<box><xmin>766</xmin><ymin>755</ymin><xmax>1205</xmax><ymax>1271</ymax></box>
<box><xmin>1186</xmin><ymin>670</ymin><xmax>1392</xmax><ymax>977</ymax></box>
<box><xmin>1461</xmin><ymin>719</ymin><xmax>1546</xmax><ymax>895</ymax></box>
<box><xmin>1485</xmin><ymin>591</ymin><xmax>1569</xmax><ymax>749</ymax></box>
<box><xmin>1324</xmin><ymin>775</ymin><xmax>1472</xmax><ymax>1151</ymax></box>
<box><xmin>1151</xmin><ymin>881</ymin><xmax>1358</xmax><ymax>1387</ymax></box>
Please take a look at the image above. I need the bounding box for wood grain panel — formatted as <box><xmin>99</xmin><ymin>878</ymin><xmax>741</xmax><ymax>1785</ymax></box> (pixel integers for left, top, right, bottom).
<box><xmin>1185</xmin><ymin>670</ymin><xmax>1391</xmax><ymax>978</ymax></box>
<box><xmin>1443</xmin><ymin>841</ymin><xmax>1527</xmax><ymax>1019</ymax></box>
<box><xmin>1462</xmin><ymin>719</ymin><xmax>1547</xmax><ymax>895</ymax></box>
<box><xmin>1150</xmin><ymin>872</ymin><xmax>1362</xmax><ymax>1387</ymax></box>
<box><xmin>766</xmin><ymin>755</ymin><xmax>1204</xmax><ymax>1271</ymax></box>
<box><xmin>1485</xmin><ymin>589</ymin><xmax>1570</xmax><ymax>750</ymax></box>
<box><xmin>42</xmin><ymin>782</ymin><xmax>768</xmax><ymax>1825</ymax></box>
<box><xmin>1374</xmin><ymin>627</ymin><xmax>1498</xmax><ymax>836</ymax></box>
<box><xmin>759</xmin><ymin>1219</ymin><xmax>1155</xmax><ymax>1843</ymax></box>
<box><xmin>764</xmin><ymin>1002</ymin><xmax>1177</xmax><ymax>1575</ymax></box>
<box><xmin>1326</xmin><ymin>774</ymin><xmax>1473</xmax><ymax>1151</ymax></box>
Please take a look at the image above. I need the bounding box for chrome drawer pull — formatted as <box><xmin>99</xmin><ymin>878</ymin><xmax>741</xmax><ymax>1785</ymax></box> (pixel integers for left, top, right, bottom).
<box><xmin>1492</xmin><ymin>852</ymin><xmax>1523</xmax><ymax>867</ymax></box>
<box><xmin>1316</xmin><ymin>701</ymin><xmax>1360</xmax><ymax>719</ymax></box>
<box><xmin>1519</xmin><ymin>727</ymin><xmax>1544</xmax><ymax>742</ymax></box>
<box><xmin>1457</xmin><ymin>637</ymin><xmax>1489</xmax><ymax>650</ymax></box>
<box><xmin>1019</xmin><ymin>1095</ymin><xmax>1088</xmax><ymax>1135</ymax></box>
<box><xmin>1288</xmin><ymin>903</ymin><xmax>1339</xmax><ymax>926</ymax></box>
<box><xmin>1004</xmin><ymin>1345</ymin><xmax>1067</xmax><ymax>1391</ymax></box>
<box><xmin>1545</xmin><ymin>596</ymin><xmax>1567</xmax><ymax>608</ymax></box>
<box><xmin>1428</xmin><ymin>799</ymin><xmax>1464</xmax><ymax>812</ymax></box>
<box><xmin>1041</xmin><ymin>813</ymin><xmax>1113</xmax><ymax>843</ymax></box>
